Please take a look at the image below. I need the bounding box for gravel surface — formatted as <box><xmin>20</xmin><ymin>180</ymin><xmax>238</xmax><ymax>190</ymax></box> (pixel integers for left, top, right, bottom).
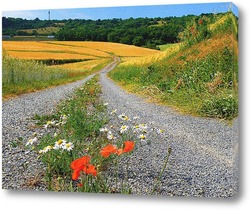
<box><xmin>99</xmin><ymin>58</ymin><xmax>239</xmax><ymax>198</ymax></box>
<box><xmin>2</xmin><ymin>58</ymin><xmax>239</xmax><ymax>198</ymax></box>
<box><xmin>2</xmin><ymin>75</ymin><xmax>95</xmax><ymax>190</ymax></box>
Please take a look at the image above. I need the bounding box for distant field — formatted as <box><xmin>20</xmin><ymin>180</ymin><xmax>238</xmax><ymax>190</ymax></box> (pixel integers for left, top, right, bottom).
<box><xmin>3</xmin><ymin>41</ymin><xmax>159</xmax><ymax>61</ymax></box>
<box><xmin>2</xmin><ymin>41</ymin><xmax>159</xmax><ymax>97</ymax></box>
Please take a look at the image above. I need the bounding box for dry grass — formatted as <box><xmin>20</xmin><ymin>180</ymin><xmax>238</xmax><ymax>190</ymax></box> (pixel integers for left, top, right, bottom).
<box><xmin>169</xmin><ymin>34</ymin><xmax>237</xmax><ymax>65</ymax></box>
<box><xmin>206</xmin><ymin>72</ymin><xmax>223</xmax><ymax>93</ymax></box>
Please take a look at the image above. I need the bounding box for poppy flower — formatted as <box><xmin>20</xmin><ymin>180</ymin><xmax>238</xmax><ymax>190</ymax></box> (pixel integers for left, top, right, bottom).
<box><xmin>70</xmin><ymin>156</ymin><xmax>97</xmax><ymax>180</ymax></box>
<box><xmin>123</xmin><ymin>141</ymin><xmax>135</xmax><ymax>153</ymax></box>
<box><xmin>116</xmin><ymin>148</ymin><xmax>123</xmax><ymax>156</ymax></box>
<box><xmin>72</xmin><ymin>169</ymin><xmax>81</xmax><ymax>180</ymax></box>
<box><xmin>70</xmin><ymin>155</ymin><xmax>90</xmax><ymax>171</ymax></box>
<box><xmin>84</xmin><ymin>164</ymin><xmax>97</xmax><ymax>176</ymax></box>
<box><xmin>100</xmin><ymin>144</ymin><xmax>117</xmax><ymax>158</ymax></box>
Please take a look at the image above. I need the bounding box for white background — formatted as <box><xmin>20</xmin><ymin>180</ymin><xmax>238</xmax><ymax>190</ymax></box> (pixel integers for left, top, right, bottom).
<box><xmin>0</xmin><ymin>0</ymin><xmax>249</xmax><ymax>209</ymax></box>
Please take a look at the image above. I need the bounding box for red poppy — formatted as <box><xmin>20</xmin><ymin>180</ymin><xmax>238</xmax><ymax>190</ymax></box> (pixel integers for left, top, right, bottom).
<box><xmin>100</xmin><ymin>144</ymin><xmax>117</xmax><ymax>158</ymax></box>
<box><xmin>70</xmin><ymin>155</ymin><xmax>97</xmax><ymax>180</ymax></box>
<box><xmin>70</xmin><ymin>155</ymin><xmax>90</xmax><ymax>171</ymax></box>
<box><xmin>198</xmin><ymin>19</ymin><xmax>203</xmax><ymax>25</ymax></box>
<box><xmin>72</xmin><ymin>169</ymin><xmax>81</xmax><ymax>180</ymax></box>
<box><xmin>84</xmin><ymin>164</ymin><xmax>97</xmax><ymax>176</ymax></box>
<box><xmin>116</xmin><ymin>148</ymin><xmax>123</xmax><ymax>156</ymax></box>
<box><xmin>123</xmin><ymin>141</ymin><xmax>135</xmax><ymax>153</ymax></box>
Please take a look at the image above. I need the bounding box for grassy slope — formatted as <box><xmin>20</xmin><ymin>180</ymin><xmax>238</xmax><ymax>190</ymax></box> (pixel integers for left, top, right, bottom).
<box><xmin>109</xmin><ymin>13</ymin><xmax>238</xmax><ymax>120</ymax></box>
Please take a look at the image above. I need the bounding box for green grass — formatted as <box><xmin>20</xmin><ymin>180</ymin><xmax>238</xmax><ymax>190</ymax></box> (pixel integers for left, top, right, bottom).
<box><xmin>109</xmin><ymin>47</ymin><xmax>238</xmax><ymax>120</ymax></box>
<box><xmin>2</xmin><ymin>53</ymin><xmax>109</xmax><ymax>98</ymax></box>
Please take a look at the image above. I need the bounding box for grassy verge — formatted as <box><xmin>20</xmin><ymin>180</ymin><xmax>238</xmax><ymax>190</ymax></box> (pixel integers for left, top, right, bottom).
<box><xmin>109</xmin><ymin>45</ymin><xmax>238</xmax><ymax>121</ymax></box>
<box><xmin>109</xmin><ymin>13</ymin><xmax>238</xmax><ymax>121</ymax></box>
<box><xmin>2</xmin><ymin>53</ymin><xmax>110</xmax><ymax>98</ymax></box>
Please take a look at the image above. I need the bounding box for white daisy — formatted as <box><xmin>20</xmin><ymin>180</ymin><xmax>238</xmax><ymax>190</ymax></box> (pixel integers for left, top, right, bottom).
<box><xmin>133</xmin><ymin>125</ymin><xmax>140</xmax><ymax>133</ymax></box>
<box><xmin>139</xmin><ymin>124</ymin><xmax>148</xmax><ymax>131</ymax></box>
<box><xmin>107</xmin><ymin>131</ymin><xmax>116</xmax><ymax>140</ymax></box>
<box><xmin>100</xmin><ymin>127</ymin><xmax>109</xmax><ymax>133</ymax></box>
<box><xmin>62</xmin><ymin>142</ymin><xmax>74</xmax><ymax>151</ymax></box>
<box><xmin>25</xmin><ymin>137</ymin><xmax>38</xmax><ymax>146</ymax></box>
<box><xmin>118</xmin><ymin>114</ymin><xmax>130</xmax><ymax>121</ymax></box>
<box><xmin>120</xmin><ymin>125</ymin><xmax>129</xmax><ymax>134</ymax></box>
<box><xmin>44</xmin><ymin>120</ymin><xmax>56</xmax><ymax>129</ymax></box>
<box><xmin>118</xmin><ymin>113</ymin><xmax>126</xmax><ymax>119</ymax></box>
<box><xmin>53</xmin><ymin>139</ymin><xmax>66</xmax><ymax>150</ymax></box>
<box><xmin>39</xmin><ymin>146</ymin><xmax>53</xmax><ymax>154</ymax></box>
<box><xmin>139</xmin><ymin>134</ymin><xmax>146</xmax><ymax>142</ymax></box>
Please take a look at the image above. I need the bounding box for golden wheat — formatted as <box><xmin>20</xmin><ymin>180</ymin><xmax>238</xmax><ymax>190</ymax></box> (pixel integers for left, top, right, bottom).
<box><xmin>2</xmin><ymin>41</ymin><xmax>160</xmax><ymax>61</ymax></box>
<box><xmin>55</xmin><ymin>58</ymin><xmax>110</xmax><ymax>71</ymax></box>
<box><xmin>56</xmin><ymin>41</ymin><xmax>159</xmax><ymax>57</ymax></box>
<box><xmin>5</xmin><ymin>51</ymin><xmax>97</xmax><ymax>60</ymax></box>
<box><xmin>121</xmin><ymin>44</ymin><xmax>180</xmax><ymax>66</ymax></box>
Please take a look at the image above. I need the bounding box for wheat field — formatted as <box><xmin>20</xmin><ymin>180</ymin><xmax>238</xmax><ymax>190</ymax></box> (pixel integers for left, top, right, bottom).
<box><xmin>2</xmin><ymin>41</ymin><xmax>161</xmax><ymax>97</ymax></box>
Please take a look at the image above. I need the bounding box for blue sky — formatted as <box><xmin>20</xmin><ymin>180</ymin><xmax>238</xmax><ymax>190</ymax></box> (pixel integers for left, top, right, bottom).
<box><xmin>3</xmin><ymin>2</ymin><xmax>238</xmax><ymax>20</ymax></box>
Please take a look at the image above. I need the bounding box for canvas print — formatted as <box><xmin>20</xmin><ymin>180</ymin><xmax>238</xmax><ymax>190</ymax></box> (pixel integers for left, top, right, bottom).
<box><xmin>2</xmin><ymin>2</ymin><xmax>239</xmax><ymax>198</ymax></box>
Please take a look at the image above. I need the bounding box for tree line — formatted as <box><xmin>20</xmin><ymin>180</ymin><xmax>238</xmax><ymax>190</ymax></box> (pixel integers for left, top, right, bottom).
<box><xmin>2</xmin><ymin>13</ymin><xmax>217</xmax><ymax>49</ymax></box>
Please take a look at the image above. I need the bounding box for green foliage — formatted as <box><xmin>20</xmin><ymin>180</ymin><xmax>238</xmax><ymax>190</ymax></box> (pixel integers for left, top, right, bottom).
<box><xmin>199</xmin><ymin>94</ymin><xmax>238</xmax><ymax>119</ymax></box>
<box><xmin>2</xmin><ymin>17</ymin><xmax>64</xmax><ymax>36</ymax></box>
<box><xmin>178</xmin><ymin>15</ymin><xmax>211</xmax><ymax>47</ymax></box>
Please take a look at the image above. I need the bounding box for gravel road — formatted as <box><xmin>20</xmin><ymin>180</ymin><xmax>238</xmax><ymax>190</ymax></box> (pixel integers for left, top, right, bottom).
<box><xmin>2</xmin><ymin>57</ymin><xmax>239</xmax><ymax>198</ymax></box>
<box><xmin>99</xmin><ymin>58</ymin><xmax>239</xmax><ymax>198</ymax></box>
<box><xmin>2</xmin><ymin>74</ymin><xmax>95</xmax><ymax>190</ymax></box>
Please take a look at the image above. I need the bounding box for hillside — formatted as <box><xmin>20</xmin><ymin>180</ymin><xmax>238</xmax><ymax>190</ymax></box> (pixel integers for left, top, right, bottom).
<box><xmin>109</xmin><ymin>12</ymin><xmax>238</xmax><ymax>120</ymax></box>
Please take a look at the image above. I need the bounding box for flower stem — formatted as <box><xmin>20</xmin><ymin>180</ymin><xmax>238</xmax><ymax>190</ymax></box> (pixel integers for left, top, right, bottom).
<box><xmin>151</xmin><ymin>147</ymin><xmax>172</xmax><ymax>195</ymax></box>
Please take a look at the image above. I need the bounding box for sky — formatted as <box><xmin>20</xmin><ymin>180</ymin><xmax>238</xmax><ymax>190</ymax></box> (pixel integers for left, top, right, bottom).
<box><xmin>2</xmin><ymin>2</ymin><xmax>238</xmax><ymax>20</ymax></box>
